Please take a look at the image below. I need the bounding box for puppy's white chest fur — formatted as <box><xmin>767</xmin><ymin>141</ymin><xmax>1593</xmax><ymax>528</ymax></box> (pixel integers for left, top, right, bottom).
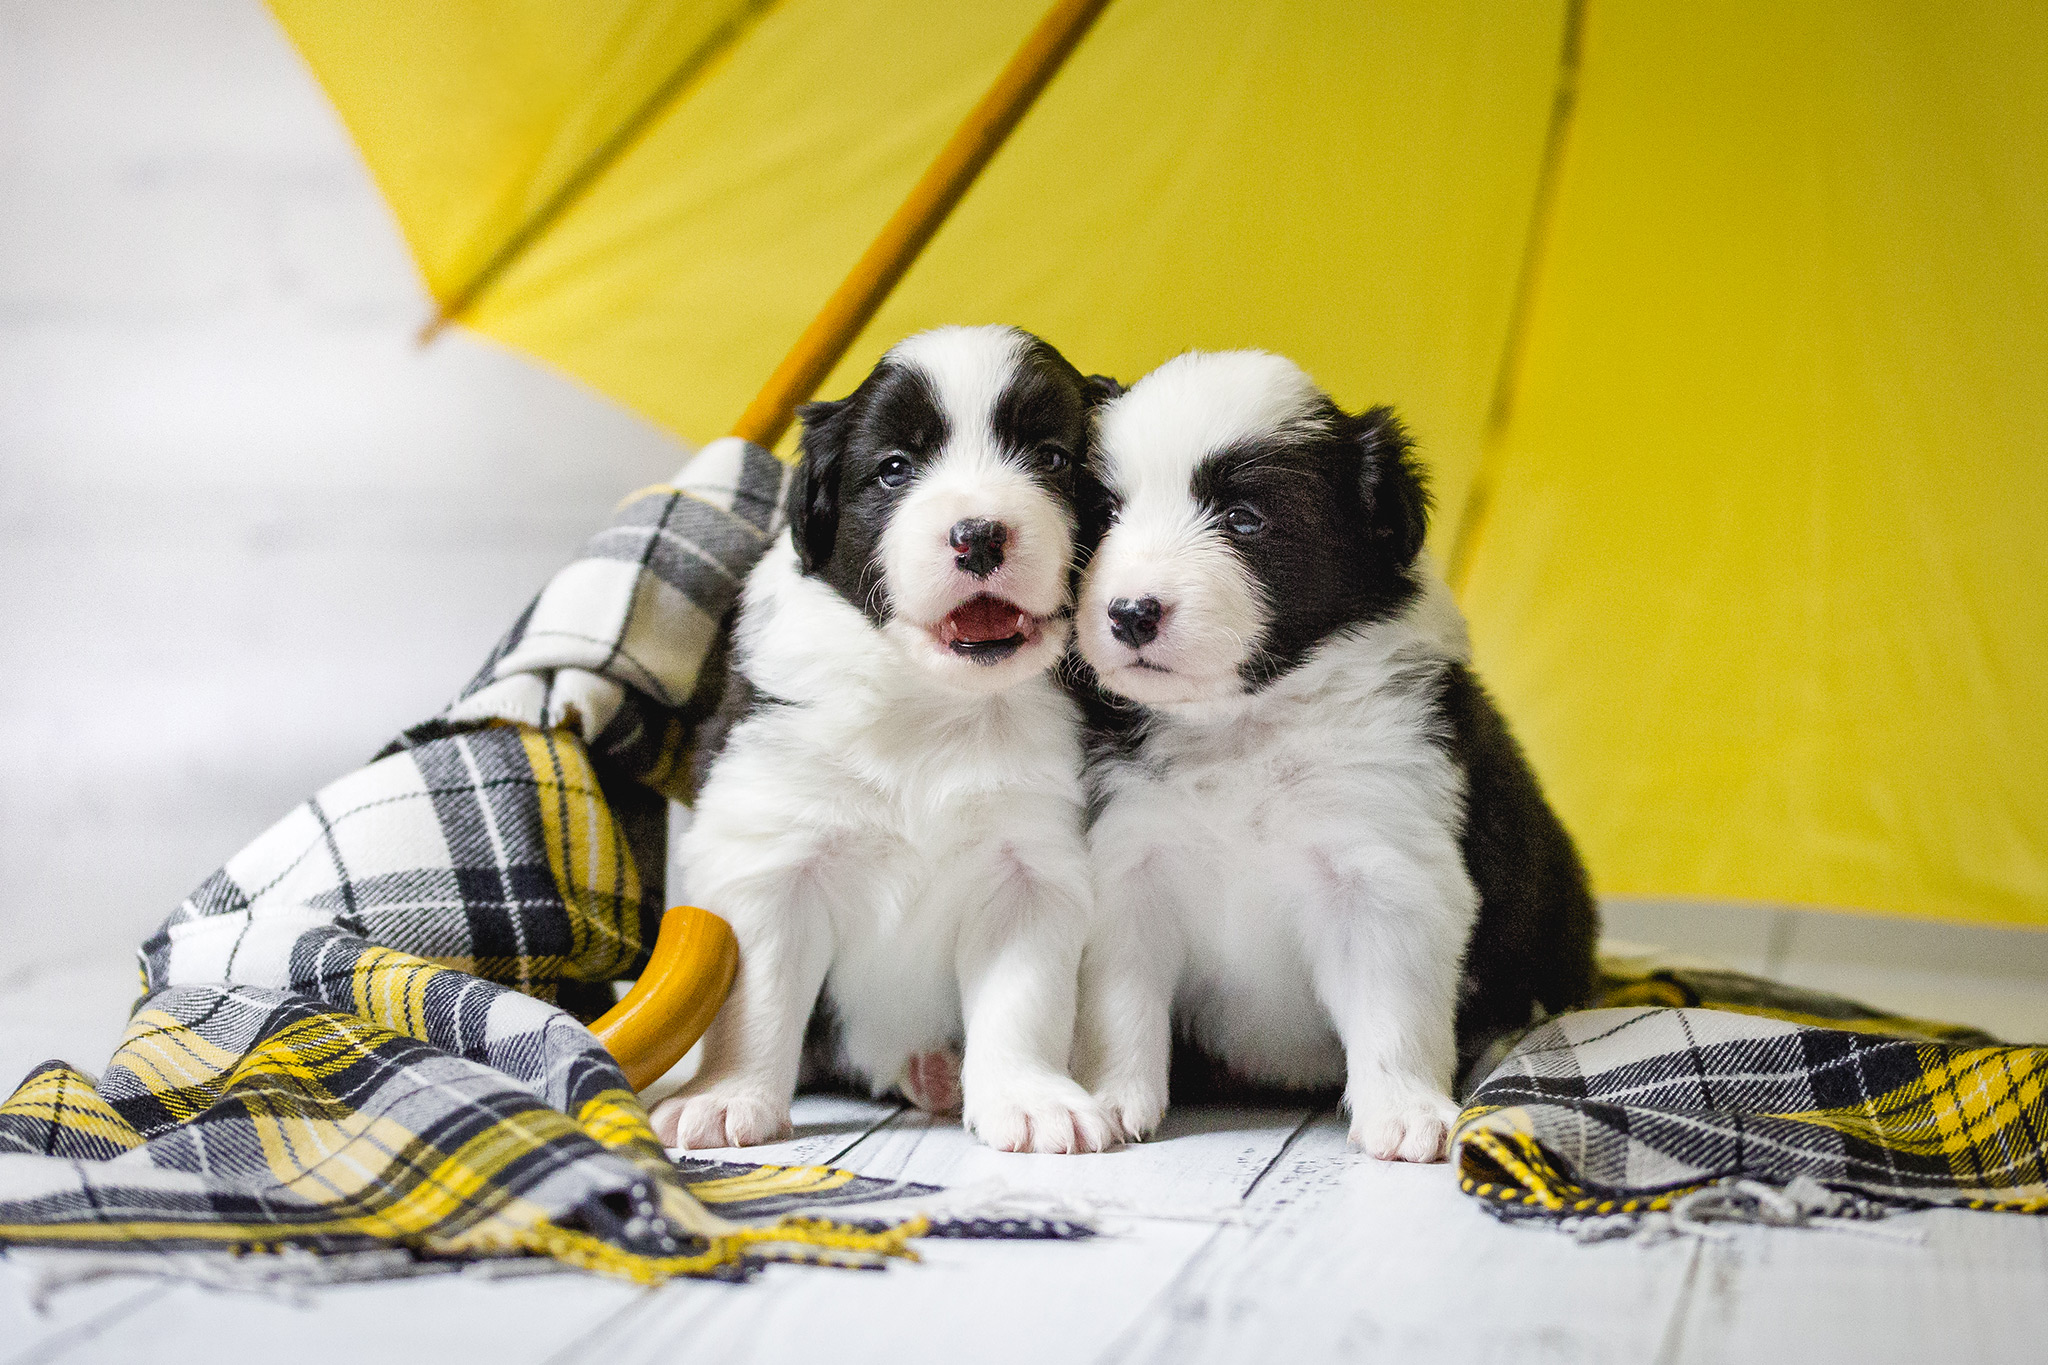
<box><xmin>683</xmin><ymin>544</ymin><xmax>1089</xmax><ymax>1085</ymax></box>
<box><xmin>1088</xmin><ymin>578</ymin><xmax>1476</xmax><ymax>1089</ymax></box>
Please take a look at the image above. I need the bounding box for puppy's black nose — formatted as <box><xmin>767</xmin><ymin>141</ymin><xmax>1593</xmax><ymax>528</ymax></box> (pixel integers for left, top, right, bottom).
<box><xmin>1107</xmin><ymin>596</ymin><xmax>1163</xmax><ymax>648</ymax></box>
<box><xmin>949</xmin><ymin>518</ymin><xmax>1008</xmax><ymax>578</ymax></box>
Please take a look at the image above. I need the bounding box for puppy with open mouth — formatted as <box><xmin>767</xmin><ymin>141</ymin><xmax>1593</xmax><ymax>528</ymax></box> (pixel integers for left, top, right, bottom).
<box><xmin>1069</xmin><ymin>350</ymin><xmax>1598</xmax><ymax>1161</ymax></box>
<box><xmin>652</xmin><ymin>325</ymin><xmax>1120</xmax><ymax>1154</ymax></box>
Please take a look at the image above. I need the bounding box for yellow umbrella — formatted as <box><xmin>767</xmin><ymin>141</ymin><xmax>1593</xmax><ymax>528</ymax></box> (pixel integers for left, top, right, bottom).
<box><xmin>269</xmin><ymin>0</ymin><xmax>2047</xmax><ymax>962</ymax></box>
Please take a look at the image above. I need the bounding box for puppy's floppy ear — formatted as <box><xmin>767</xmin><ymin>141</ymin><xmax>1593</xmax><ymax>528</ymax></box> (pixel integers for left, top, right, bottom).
<box><xmin>788</xmin><ymin>397</ymin><xmax>850</xmax><ymax>573</ymax></box>
<box><xmin>1084</xmin><ymin>374</ymin><xmax>1125</xmax><ymax>406</ymax></box>
<box><xmin>1071</xmin><ymin>376</ymin><xmax>1124</xmax><ymax>559</ymax></box>
<box><xmin>1072</xmin><ymin>451</ymin><xmax>1118</xmax><ymax>563</ymax></box>
<box><xmin>1354</xmin><ymin>405</ymin><xmax>1430</xmax><ymax>568</ymax></box>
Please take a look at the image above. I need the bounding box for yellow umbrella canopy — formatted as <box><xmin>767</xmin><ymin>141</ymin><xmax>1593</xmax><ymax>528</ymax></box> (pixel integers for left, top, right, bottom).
<box><xmin>269</xmin><ymin>0</ymin><xmax>2048</xmax><ymax>928</ymax></box>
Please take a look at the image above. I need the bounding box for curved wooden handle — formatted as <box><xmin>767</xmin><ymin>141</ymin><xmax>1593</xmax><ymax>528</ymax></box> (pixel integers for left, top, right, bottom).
<box><xmin>591</xmin><ymin>905</ymin><xmax>738</xmax><ymax>1093</ymax></box>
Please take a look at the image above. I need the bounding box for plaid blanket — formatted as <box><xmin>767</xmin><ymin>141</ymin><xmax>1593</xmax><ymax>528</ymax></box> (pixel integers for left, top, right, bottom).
<box><xmin>0</xmin><ymin>440</ymin><xmax>968</xmax><ymax>1281</ymax></box>
<box><xmin>1454</xmin><ymin>950</ymin><xmax>2048</xmax><ymax>1232</ymax></box>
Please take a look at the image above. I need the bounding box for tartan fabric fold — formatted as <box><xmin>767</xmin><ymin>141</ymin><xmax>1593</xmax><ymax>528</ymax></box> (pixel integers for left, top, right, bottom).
<box><xmin>1454</xmin><ymin>955</ymin><xmax>2048</xmax><ymax>1228</ymax></box>
<box><xmin>0</xmin><ymin>443</ymin><xmax>951</xmax><ymax>1281</ymax></box>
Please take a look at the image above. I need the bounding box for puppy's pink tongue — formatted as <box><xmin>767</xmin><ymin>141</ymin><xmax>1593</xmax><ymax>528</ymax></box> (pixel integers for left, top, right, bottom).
<box><xmin>940</xmin><ymin>595</ymin><xmax>1030</xmax><ymax>645</ymax></box>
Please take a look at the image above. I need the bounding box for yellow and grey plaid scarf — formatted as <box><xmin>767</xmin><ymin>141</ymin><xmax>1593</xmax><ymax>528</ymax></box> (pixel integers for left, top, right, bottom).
<box><xmin>0</xmin><ymin>441</ymin><xmax>979</xmax><ymax>1282</ymax></box>
<box><xmin>1455</xmin><ymin>954</ymin><xmax>2048</xmax><ymax>1231</ymax></box>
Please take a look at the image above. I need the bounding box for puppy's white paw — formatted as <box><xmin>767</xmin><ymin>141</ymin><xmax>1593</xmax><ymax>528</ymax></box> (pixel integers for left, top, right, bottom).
<box><xmin>899</xmin><ymin>1047</ymin><xmax>963</xmax><ymax>1115</ymax></box>
<box><xmin>650</xmin><ymin>1085</ymin><xmax>791</xmax><ymax>1150</ymax></box>
<box><xmin>964</xmin><ymin>1071</ymin><xmax>1115</xmax><ymax>1154</ymax></box>
<box><xmin>1347</xmin><ymin>1087</ymin><xmax>1459</xmax><ymax>1163</ymax></box>
<box><xmin>1092</xmin><ymin>1078</ymin><xmax>1167</xmax><ymax>1143</ymax></box>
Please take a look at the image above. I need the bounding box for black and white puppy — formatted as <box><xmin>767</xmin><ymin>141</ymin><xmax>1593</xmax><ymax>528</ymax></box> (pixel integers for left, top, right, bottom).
<box><xmin>652</xmin><ymin>325</ymin><xmax>1121</xmax><ymax>1154</ymax></box>
<box><xmin>1070</xmin><ymin>350</ymin><xmax>1597</xmax><ymax>1161</ymax></box>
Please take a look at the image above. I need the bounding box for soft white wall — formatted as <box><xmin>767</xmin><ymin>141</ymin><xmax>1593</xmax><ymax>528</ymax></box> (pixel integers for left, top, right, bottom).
<box><xmin>0</xmin><ymin>0</ymin><xmax>690</xmax><ymax>977</ymax></box>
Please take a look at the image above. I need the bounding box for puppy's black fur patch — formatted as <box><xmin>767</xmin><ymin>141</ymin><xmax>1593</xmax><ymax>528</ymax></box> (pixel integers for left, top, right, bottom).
<box><xmin>683</xmin><ymin>606</ymin><xmax>796</xmax><ymax>800</ymax></box>
<box><xmin>1182</xmin><ymin>403</ymin><xmax>1428</xmax><ymax>689</ymax></box>
<box><xmin>1435</xmin><ymin>662</ymin><xmax>1598</xmax><ymax>1059</ymax></box>
<box><xmin>789</xmin><ymin>363</ymin><xmax>946</xmax><ymax>626</ymax></box>
<box><xmin>1060</xmin><ymin>653</ymin><xmax>1151</xmax><ymax>828</ymax></box>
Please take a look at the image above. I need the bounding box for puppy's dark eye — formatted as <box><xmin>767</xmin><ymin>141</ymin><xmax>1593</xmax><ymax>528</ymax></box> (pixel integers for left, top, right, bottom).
<box><xmin>876</xmin><ymin>455</ymin><xmax>913</xmax><ymax>489</ymax></box>
<box><xmin>1223</xmin><ymin>504</ymin><xmax>1265</xmax><ymax>536</ymax></box>
<box><xmin>1038</xmin><ymin>442</ymin><xmax>1070</xmax><ymax>473</ymax></box>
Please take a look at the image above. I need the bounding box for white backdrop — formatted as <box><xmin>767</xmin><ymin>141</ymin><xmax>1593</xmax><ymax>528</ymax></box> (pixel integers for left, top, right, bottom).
<box><xmin>0</xmin><ymin>0</ymin><xmax>689</xmax><ymax>976</ymax></box>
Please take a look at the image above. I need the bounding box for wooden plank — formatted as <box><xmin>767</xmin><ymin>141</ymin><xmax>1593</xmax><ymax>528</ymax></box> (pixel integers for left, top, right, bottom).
<box><xmin>571</xmin><ymin>1226</ymin><xmax>1218</xmax><ymax>1365</ymax></box>
<box><xmin>831</xmin><ymin>1101</ymin><xmax>1315</xmax><ymax>1215</ymax></box>
<box><xmin>0</xmin><ymin>1269</ymin><xmax>170</xmax><ymax>1365</ymax></box>
<box><xmin>1116</xmin><ymin>1115</ymin><xmax>1702</xmax><ymax>1365</ymax></box>
<box><xmin>573</xmin><ymin>1103</ymin><xmax>1314</xmax><ymax>1365</ymax></box>
<box><xmin>29</xmin><ymin>1272</ymin><xmax>641</xmax><ymax>1365</ymax></box>
<box><xmin>1665</xmin><ymin>1209</ymin><xmax>2048</xmax><ymax>1364</ymax></box>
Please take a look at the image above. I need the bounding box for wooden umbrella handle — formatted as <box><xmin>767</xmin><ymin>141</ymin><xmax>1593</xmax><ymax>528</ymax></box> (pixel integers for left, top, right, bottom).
<box><xmin>590</xmin><ymin>906</ymin><xmax>738</xmax><ymax>1092</ymax></box>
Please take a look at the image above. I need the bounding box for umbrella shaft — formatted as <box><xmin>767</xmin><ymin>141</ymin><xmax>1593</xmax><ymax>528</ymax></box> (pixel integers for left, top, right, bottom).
<box><xmin>731</xmin><ymin>0</ymin><xmax>1112</xmax><ymax>451</ymax></box>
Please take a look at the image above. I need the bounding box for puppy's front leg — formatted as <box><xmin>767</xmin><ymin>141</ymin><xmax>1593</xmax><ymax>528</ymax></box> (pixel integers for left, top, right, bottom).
<box><xmin>1306</xmin><ymin>848</ymin><xmax>1473</xmax><ymax>1163</ymax></box>
<box><xmin>650</xmin><ymin>887</ymin><xmax>833</xmax><ymax>1150</ymax></box>
<box><xmin>1072</xmin><ymin>876</ymin><xmax>1179</xmax><ymax>1142</ymax></box>
<box><xmin>955</xmin><ymin>851</ymin><xmax>1113</xmax><ymax>1154</ymax></box>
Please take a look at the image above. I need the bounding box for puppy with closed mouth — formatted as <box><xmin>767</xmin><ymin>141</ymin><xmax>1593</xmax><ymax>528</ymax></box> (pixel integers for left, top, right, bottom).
<box><xmin>1069</xmin><ymin>350</ymin><xmax>1597</xmax><ymax>1161</ymax></box>
<box><xmin>652</xmin><ymin>324</ymin><xmax>1121</xmax><ymax>1154</ymax></box>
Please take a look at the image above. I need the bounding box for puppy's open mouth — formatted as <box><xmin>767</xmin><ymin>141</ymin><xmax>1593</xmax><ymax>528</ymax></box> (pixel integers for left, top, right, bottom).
<box><xmin>934</xmin><ymin>594</ymin><xmax>1039</xmax><ymax>664</ymax></box>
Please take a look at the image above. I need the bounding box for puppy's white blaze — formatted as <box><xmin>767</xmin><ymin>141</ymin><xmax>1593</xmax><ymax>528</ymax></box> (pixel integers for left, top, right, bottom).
<box><xmin>887</xmin><ymin>324</ymin><xmax>1026</xmax><ymax>436</ymax></box>
<box><xmin>1093</xmin><ymin>349</ymin><xmax>1326</xmax><ymax>505</ymax></box>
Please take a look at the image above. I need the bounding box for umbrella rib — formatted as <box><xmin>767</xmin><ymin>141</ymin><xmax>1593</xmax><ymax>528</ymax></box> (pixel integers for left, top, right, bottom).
<box><xmin>419</xmin><ymin>0</ymin><xmax>783</xmax><ymax>343</ymax></box>
<box><xmin>1446</xmin><ymin>0</ymin><xmax>1589</xmax><ymax>596</ymax></box>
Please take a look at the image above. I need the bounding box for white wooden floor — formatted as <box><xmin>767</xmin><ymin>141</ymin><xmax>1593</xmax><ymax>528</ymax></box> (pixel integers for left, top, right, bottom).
<box><xmin>5</xmin><ymin>1088</ymin><xmax>2046</xmax><ymax>1365</ymax></box>
<box><xmin>5</xmin><ymin>906</ymin><xmax>2046</xmax><ymax>1365</ymax></box>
